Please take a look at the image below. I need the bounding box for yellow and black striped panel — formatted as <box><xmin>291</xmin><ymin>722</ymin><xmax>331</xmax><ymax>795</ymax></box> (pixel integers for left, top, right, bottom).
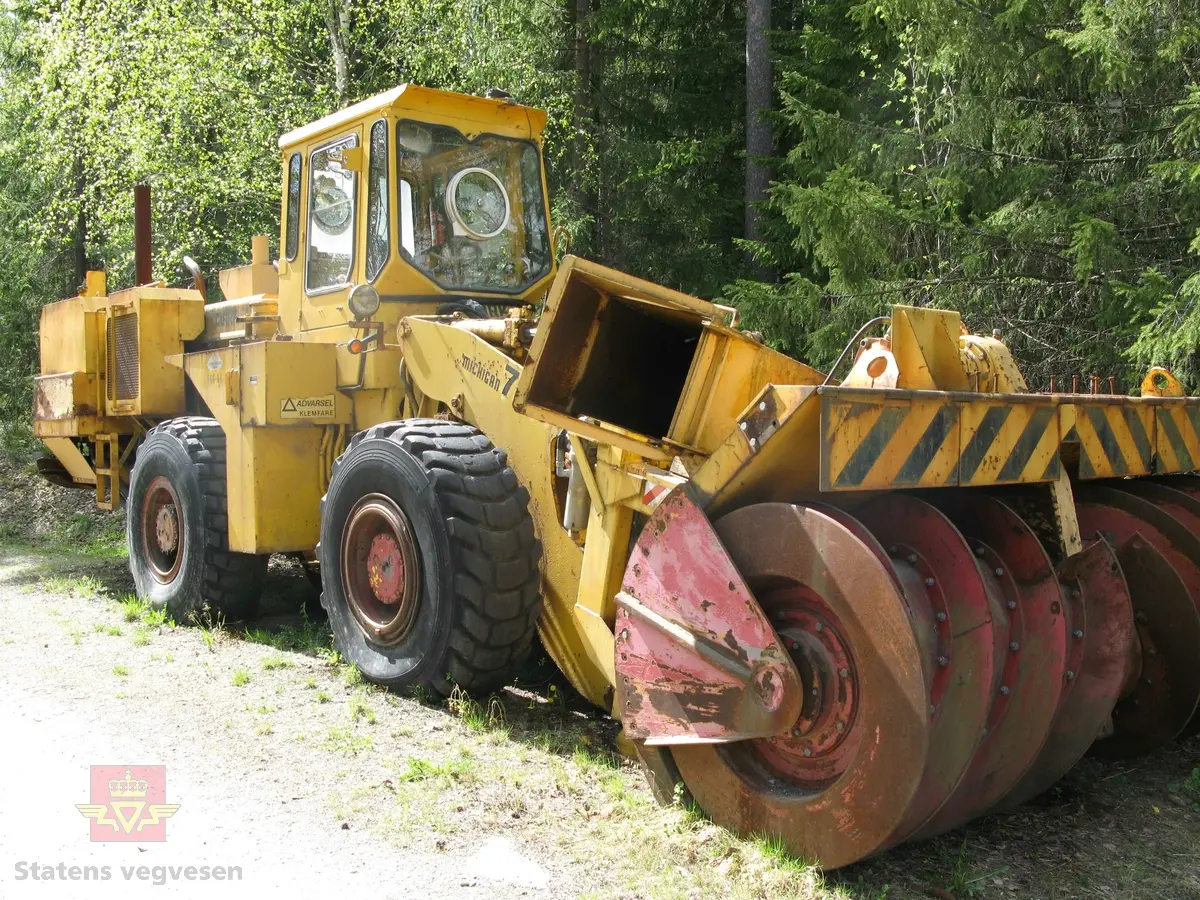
<box><xmin>820</xmin><ymin>396</ymin><xmax>961</xmax><ymax>490</ymax></box>
<box><xmin>1153</xmin><ymin>403</ymin><xmax>1200</xmax><ymax>474</ymax></box>
<box><xmin>819</xmin><ymin>391</ymin><xmax>1060</xmax><ymax>491</ymax></box>
<box><xmin>957</xmin><ymin>400</ymin><xmax>1060</xmax><ymax>486</ymax></box>
<box><xmin>1070</xmin><ymin>403</ymin><xmax>1153</xmax><ymax>479</ymax></box>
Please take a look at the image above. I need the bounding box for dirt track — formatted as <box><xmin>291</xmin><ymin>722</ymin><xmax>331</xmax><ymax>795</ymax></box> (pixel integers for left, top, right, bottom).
<box><xmin>0</xmin><ymin>555</ymin><xmax>566</xmax><ymax>899</ymax></box>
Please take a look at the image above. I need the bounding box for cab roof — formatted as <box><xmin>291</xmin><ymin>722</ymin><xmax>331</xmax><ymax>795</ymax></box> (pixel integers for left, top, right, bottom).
<box><xmin>278</xmin><ymin>84</ymin><xmax>548</xmax><ymax>150</ymax></box>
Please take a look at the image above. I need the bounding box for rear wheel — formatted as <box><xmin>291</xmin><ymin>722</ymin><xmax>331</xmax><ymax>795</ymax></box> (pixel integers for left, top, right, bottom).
<box><xmin>126</xmin><ymin>417</ymin><xmax>267</xmax><ymax>621</ymax></box>
<box><xmin>318</xmin><ymin>419</ymin><xmax>542</xmax><ymax>698</ymax></box>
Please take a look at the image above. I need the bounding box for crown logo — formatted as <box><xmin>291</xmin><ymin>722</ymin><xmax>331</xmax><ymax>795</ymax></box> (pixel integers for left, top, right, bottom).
<box><xmin>108</xmin><ymin>769</ymin><xmax>148</xmax><ymax>798</ymax></box>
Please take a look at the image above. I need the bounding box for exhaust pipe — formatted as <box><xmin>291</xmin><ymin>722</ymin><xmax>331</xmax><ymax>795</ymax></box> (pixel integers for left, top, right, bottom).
<box><xmin>134</xmin><ymin>184</ymin><xmax>152</xmax><ymax>286</ymax></box>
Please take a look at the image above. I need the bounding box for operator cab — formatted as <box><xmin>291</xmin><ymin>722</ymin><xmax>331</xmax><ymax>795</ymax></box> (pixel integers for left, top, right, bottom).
<box><xmin>275</xmin><ymin>85</ymin><xmax>556</xmax><ymax>335</ymax></box>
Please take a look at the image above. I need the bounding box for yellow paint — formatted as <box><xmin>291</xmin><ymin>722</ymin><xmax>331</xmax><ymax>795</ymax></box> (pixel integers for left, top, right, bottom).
<box><xmin>1142</xmin><ymin>366</ymin><xmax>1185</xmax><ymax>397</ymax></box>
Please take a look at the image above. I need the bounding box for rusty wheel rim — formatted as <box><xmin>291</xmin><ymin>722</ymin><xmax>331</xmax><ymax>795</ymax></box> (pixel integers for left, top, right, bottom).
<box><xmin>672</xmin><ymin>503</ymin><xmax>929</xmax><ymax>870</ymax></box>
<box><xmin>141</xmin><ymin>475</ymin><xmax>184</xmax><ymax>584</ymax></box>
<box><xmin>340</xmin><ymin>493</ymin><xmax>421</xmax><ymax>645</ymax></box>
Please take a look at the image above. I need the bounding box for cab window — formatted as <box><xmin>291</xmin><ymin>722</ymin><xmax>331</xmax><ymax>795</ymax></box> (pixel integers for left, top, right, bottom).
<box><xmin>306</xmin><ymin>134</ymin><xmax>358</xmax><ymax>294</ymax></box>
<box><xmin>365</xmin><ymin>120</ymin><xmax>389</xmax><ymax>282</ymax></box>
<box><xmin>285</xmin><ymin>153</ymin><xmax>302</xmax><ymax>261</ymax></box>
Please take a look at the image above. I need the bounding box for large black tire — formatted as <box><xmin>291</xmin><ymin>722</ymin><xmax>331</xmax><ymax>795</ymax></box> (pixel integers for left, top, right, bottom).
<box><xmin>318</xmin><ymin>419</ymin><xmax>543</xmax><ymax>697</ymax></box>
<box><xmin>126</xmin><ymin>417</ymin><xmax>267</xmax><ymax>622</ymax></box>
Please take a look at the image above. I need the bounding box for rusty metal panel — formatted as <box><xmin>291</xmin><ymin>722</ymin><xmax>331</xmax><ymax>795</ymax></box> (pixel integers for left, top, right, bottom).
<box><xmin>33</xmin><ymin>372</ymin><xmax>97</xmax><ymax>421</ymax></box>
<box><xmin>820</xmin><ymin>391</ymin><xmax>961</xmax><ymax>490</ymax></box>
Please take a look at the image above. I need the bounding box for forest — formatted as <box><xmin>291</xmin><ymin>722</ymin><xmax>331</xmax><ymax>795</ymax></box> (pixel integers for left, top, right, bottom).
<box><xmin>1</xmin><ymin>0</ymin><xmax>1199</xmax><ymax>446</ymax></box>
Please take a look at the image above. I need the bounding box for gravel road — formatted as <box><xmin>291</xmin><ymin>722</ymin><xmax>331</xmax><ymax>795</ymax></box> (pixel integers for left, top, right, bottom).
<box><xmin>0</xmin><ymin>553</ymin><xmax>574</xmax><ymax>900</ymax></box>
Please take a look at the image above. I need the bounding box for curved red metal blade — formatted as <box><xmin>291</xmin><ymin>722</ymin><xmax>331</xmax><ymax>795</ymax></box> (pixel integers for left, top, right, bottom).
<box><xmin>912</xmin><ymin>491</ymin><xmax>1066</xmax><ymax>838</ymax></box>
<box><xmin>1087</xmin><ymin>533</ymin><xmax>1200</xmax><ymax>758</ymax></box>
<box><xmin>1106</xmin><ymin>479</ymin><xmax>1200</xmax><ymax>738</ymax></box>
<box><xmin>615</xmin><ymin>489</ymin><xmax>803</xmax><ymax>743</ymax></box>
<box><xmin>1002</xmin><ymin>536</ymin><xmax>1135</xmax><ymax>806</ymax></box>
<box><xmin>852</xmin><ymin>494</ymin><xmax>996</xmax><ymax>847</ymax></box>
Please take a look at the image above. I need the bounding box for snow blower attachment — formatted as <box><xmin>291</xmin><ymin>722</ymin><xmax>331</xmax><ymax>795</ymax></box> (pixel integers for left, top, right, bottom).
<box><xmin>32</xmin><ymin>85</ymin><xmax>1200</xmax><ymax>873</ymax></box>
<box><xmin>516</xmin><ymin>267</ymin><xmax>1200</xmax><ymax>868</ymax></box>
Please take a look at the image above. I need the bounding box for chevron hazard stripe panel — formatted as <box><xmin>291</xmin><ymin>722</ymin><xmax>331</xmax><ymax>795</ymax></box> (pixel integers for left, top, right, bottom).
<box><xmin>1071</xmin><ymin>403</ymin><xmax>1154</xmax><ymax>478</ymax></box>
<box><xmin>1154</xmin><ymin>404</ymin><xmax>1200</xmax><ymax>474</ymax></box>
<box><xmin>820</xmin><ymin>390</ymin><xmax>1056</xmax><ymax>491</ymax></box>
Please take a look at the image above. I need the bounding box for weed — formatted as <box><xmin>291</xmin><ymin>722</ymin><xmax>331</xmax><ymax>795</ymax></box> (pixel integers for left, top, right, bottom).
<box><xmin>114</xmin><ymin>692</ymin><xmax>129</xmax><ymax>699</ymax></box>
<box><xmin>316</xmin><ymin>690</ymin><xmax>331</xmax><ymax>703</ymax></box>
<box><xmin>447</xmin><ymin>686</ymin><xmax>507</xmax><ymax>733</ymax></box>
<box><xmin>256</xmin><ymin>704</ymin><xmax>276</xmax><ymax>715</ymax></box>
<box><xmin>322</xmin><ymin>726</ymin><xmax>373</xmax><ymax>754</ymax></box>
<box><xmin>112</xmin><ymin>664</ymin><xmax>129</xmax><ymax>677</ymax></box>
<box><xmin>262</xmin><ymin>652</ymin><xmax>291</xmax><ymax>670</ymax></box>
<box><xmin>142</xmin><ymin>607</ymin><xmax>169</xmax><ymax>628</ymax></box>
<box><xmin>105</xmin><ymin>624</ymin><xmax>121</xmax><ymax>636</ymax></box>
<box><xmin>164</xmin><ymin>653</ymin><xmax>174</xmax><ymax>663</ymax></box>
<box><xmin>131</xmin><ymin>627</ymin><xmax>150</xmax><ymax>647</ymax></box>
<box><xmin>348</xmin><ymin>693</ymin><xmax>376</xmax><ymax>724</ymax></box>
<box><xmin>254</xmin><ymin>722</ymin><xmax>274</xmax><ymax>736</ymax></box>
<box><xmin>302</xmin><ymin>676</ymin><xmax>317</xmax><ymax>689</ymax></box>
<box><xmin>340</xmin><ymin>663</ymin><xmax>364</xmax><ymax>687</ymax></box>
<box><xmin>198</xmin><ymin>616</ymin><xmax>226</xmax><ymax>652</ymax></box>
<box><xmin>397</xmin><ymin>752</ymin><xmax>476</xmax><ymax>784</ymax></box>
<box><xmin>92</xmin><ymin>623</ymin><xmax>105</xmax><ymax>633</ymax></box>
<box><xmin>119</xmin><ymin>596</ymin><xmax>146</xmax><ymax>622</ymax></box>
<box><xmin>231</xmin><ymin>668</ymin><xmax>251</xmax><ymax>687</ymax></box>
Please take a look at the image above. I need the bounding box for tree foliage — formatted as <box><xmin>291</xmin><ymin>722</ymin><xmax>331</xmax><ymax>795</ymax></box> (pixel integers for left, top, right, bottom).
<box><xmin>1</xmin><ymin>0</ymin><xmax>1200</xmax><ymax>434</ymax></box>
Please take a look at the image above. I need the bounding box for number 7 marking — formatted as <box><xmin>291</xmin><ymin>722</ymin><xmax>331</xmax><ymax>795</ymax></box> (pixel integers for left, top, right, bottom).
<box><xmin>502</xmin><ymin>364</ymin><xmax>520</xmax><ymax>397</ymax></box>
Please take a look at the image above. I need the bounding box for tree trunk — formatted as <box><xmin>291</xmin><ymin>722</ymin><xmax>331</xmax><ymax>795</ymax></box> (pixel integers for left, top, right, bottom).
<box><xmin>326</xmin><ymin>0</ymin><xmax>352</xmax><ymax>105</ymax></box>
<box><xmin>745</xmin><ymin>0</ymin><xmax>772</xmax><ymax>272</ymax></box>
<box><xmin>570</xmin><ymin>0</ymin><xmax>597</xmax><ymax>254</ymax></box>
<box><xmin>72</xmin><ymin>155</ymin><xmax>87</xmax><ymax>288</ymax></box>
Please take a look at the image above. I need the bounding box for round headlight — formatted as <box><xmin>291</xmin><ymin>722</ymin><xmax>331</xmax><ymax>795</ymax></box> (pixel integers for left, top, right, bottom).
<box><xmin>347</xmin><ymin>283</ymin><xmax>381</xmax><ymax>319</ymax></box>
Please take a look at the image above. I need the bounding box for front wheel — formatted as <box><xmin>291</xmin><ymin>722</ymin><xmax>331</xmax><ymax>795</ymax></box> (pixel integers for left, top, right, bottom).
<box><xmin>319</xmin><ymin>419</ymin><xmax>543</xmax><ymax>697</ymax></box>
<box><xmin>126</xmin><ymin>417</ymin><xmax>267</xmax><ymax>622</ymax></box>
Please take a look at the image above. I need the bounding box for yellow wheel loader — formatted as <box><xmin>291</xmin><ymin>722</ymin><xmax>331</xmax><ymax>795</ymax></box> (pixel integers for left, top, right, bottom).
<box><xmin>33</xmin><ymin>84</ymin><xmax>1200</xmax><ymax>868</ymax></box>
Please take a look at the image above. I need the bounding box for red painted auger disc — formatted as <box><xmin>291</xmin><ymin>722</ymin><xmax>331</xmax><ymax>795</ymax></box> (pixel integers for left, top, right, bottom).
<box><xmin>671</xmin><ymin>503</ymin><xmax>930</xmax><ymax>870</ymax></box>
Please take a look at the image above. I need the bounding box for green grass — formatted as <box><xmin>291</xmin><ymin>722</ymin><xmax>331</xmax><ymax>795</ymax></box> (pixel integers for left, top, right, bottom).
<box><xmin>254</xmin><ymin>721</ymin><xmax>274</xmax><ymax>736</ymax></box>
<box><xmin>302</xmin><ymin>675</ymin><xmax>317</xmax><ymax>689</ymax></box>
<box><xmin>316</xmin><ymin>689</ymin><xmax>331</xmax><ymax>703</ymax></box>
<box><xmin>112</xmin><ymin>664</ymin><xmax>129</xmax><ymax>677</ymax></box>
<box><xmin>446</xmin><ymin>685</ymin><xmax>507</xmax><ymax>733</ymax></box>
<box><xmin>322</xmin><ymin>726</ymin><xmax>373</xmax><ymax>754</ymax></box>
<box><xmin>231</xmin><ymin>668</ymin><xmax>251</xmax><ymax>687</ymax></box>
<box><xmin>241</xmin><ymin>620</ymin><xmax>332</xmax><ymax>655</ymax></box>
<box><xmin>261</xmin><ymin>652</ymin><xmax>291</xmax><ymax>670</ymax></box>
<box><xmin>131</xmin><ymin>627</ymin><xmax>150</xmax><ymax>646</ymax></box>
<box><xmin>1169</xmin><ymin>767</ymin><xmax>1200</xmax><ymax>809</ymax></box>
<box><xmin>397</xmin><ymin>752</ymin><xmax>477</xmax><ymax>784</ymax></box>
<box><xmin>348</xmin><ymin>693</ymin><xmax>376</xmax><ymax>724</ymax></box>
<box><xmin>41</xmin><ymin>574</ymin><xmax>106</xmax><ymax>598</ymax></box>
<box><xmin>105</xmin><ymin>624</ymin><xmax>121</xmax><ymax>636</ymax></box>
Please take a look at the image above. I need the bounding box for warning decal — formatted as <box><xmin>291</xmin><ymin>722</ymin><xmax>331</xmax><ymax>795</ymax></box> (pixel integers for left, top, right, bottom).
<box><xmin>280</xmin><ymin>395</ymin><xmax>336</xmax><ymax>419</ymax></box>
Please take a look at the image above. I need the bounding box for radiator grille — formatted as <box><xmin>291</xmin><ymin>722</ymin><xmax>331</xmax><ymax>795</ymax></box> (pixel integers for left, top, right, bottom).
<box><xmin>107</xmin><ymin>313</ymin><xmax>139</xmax><ymax>402</ymax></box>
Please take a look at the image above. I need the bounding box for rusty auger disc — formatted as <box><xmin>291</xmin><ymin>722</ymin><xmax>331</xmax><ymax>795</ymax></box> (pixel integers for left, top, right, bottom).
<box><xmin>1002</xmin><ymin>537</ymin><xmax>1135</xmax><ymax>808</ymax></box>
<box><xmin>670</xmin><ymin>503</ymin><xmax>930</xmax><ymax>870</ymax></box>
<box><xmin>851</xmin><ymin>494</ymin><xmax>996</xmax><ymax>847</ymax></box>
<box><xmin>912</xmin><ymin>491</ymin><xmax>1066</xmax><ymax>839</ymax></box>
